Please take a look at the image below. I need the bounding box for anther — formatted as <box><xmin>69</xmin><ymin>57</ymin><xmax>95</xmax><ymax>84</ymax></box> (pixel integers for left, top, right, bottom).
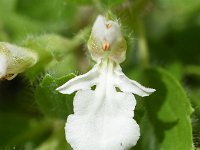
<box><xmin>102</xmin><ymin>41</ymin><xmax>110</xmax><ymax>51</ymax></box>
<box><xmin>106</xmin><ymin>23</ymin><xmax>112</xmax><ymax>29</ymax></box>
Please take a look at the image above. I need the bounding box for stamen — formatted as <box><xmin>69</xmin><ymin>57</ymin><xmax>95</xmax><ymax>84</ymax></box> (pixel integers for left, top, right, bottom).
<box><xmin>102</xmin><ymin>41</ymin><xmax>110</xmax><ymax>51</ymax></box>
<box><xmin>106</xmin><ymin>23</ymin><xmax>112</xmax><ymax>29</ymax></box>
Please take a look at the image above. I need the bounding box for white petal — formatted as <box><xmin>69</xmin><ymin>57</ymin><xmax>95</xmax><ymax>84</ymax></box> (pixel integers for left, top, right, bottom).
<box><xmin>0</xmin><ymin>54</ymin><xmax>7</xmax><ymax>78</ymax></box>
<box><xmin>56</xmin><ymin>64</ymin><xmax>100</xmax><ymax>94</ymax></box>
<box><xmin>91</xmin><ymin>15</ymin><xmax>122</xmax><ymax>47</ymax></box>
<box><xmin>58</xmin><ymin>59</ymin><xmax>155</xmax><ymax>150</ymax></box>
<box><xmin>114</xmin><ymin>65</ymin><xmax>156</xmax><ymax>97</ymax></box>
<box><xmin>105</xmin><ymin>21</ymin><xmax>122</xmax><ymax>45</ymax></box>
<box><xmin>65</xmin><ymin>90</ymin><xmax>140</xmax><ymax>150</ymax></box>
<box><xmin>92</xmin><ymin>15</ymin><xmax>107</xmax><ymax>42</ymax></box>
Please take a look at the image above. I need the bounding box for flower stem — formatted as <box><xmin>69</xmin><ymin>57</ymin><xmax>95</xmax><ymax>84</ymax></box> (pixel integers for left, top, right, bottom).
<box><xmin>137</xmin><ymin>18</ymin><xmax>150</xmax><ymax>68</ymax></box>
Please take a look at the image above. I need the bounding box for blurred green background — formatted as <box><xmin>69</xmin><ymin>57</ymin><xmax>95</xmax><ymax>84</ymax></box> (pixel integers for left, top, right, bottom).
<box><xmin>0</xmin><ymin>0</ymin><xmax>200</xmax><ymax>149</ymax></box>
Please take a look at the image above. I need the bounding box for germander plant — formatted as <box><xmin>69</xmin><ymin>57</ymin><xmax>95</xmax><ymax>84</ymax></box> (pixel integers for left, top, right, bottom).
<box><xmin>0</xmin><ymin>0</ymin><xmax>198</xmax><ymax>149</ymax></box>
<box><xmin>57</xmin><ymin>15</ymin><xmax>155</xmax><ymax>150</ymax></box>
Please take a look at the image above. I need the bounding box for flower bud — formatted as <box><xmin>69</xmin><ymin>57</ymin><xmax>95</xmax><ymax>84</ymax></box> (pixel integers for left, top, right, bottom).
<box><xmin>0</xmin><ymin>42</ymin><xmax>38</xmax><ymax>80</ymax></box>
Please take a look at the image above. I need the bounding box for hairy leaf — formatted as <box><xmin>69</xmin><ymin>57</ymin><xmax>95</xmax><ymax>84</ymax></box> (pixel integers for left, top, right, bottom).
<box><xmin>131</xmin><ymin>68</ymin><xmax>193</xmax><ymax>150</ymax></box>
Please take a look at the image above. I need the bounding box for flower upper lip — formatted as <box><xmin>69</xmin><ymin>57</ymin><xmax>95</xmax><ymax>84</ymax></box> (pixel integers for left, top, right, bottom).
<box><xmin>88</xmin><ymin>15</ymin><xmax>127</xmax><ymax>63</ymax></box>
<box><xmin>91</xmin><ymin>15</ymin><xmax>122</xmax><ymax>52</ymax></box>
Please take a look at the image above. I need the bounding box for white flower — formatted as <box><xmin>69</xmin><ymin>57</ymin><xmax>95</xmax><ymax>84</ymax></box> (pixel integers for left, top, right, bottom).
<box><xmin>0</xmin><ymin>42</ymin><xmax>38</xmax><ymax>80</ymax></box>
<box><xmin>57</xmin><ymin>15</ymin><xmax>155</xmax><ymax>150</ymax></box>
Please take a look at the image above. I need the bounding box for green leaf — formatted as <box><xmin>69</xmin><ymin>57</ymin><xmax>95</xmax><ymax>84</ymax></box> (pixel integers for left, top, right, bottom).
<box><xmin>100</xmin><ymin>0</ymin><xmax>124</xmax><ymax>6</ymax></box>
<box><xmin>166</xmin><ymin>62</ymin><xmax>184</xmax><ymax>81</ymax></box>
<box><xmin>130</xmin><ymin>68</ymin><xmax>193</xmax><ymax>150</ymax></box>
<box><xmin>35</xmin><ymin>74</ymin><xmax>75</xmax><ymax>119</ymax></box>
<box><xmin>64</xmin><ymin>0</ymin><xmax>123</xmax><ymax>6</ymax></box>
<box><xmin>0</xmin><ymin>0</ymin><xmax>17</xmax><ymax>13</ymax></box>
<box><xmin>0</xmin><ymin>113</ymin><xmax>30</xmax><ymax>146</ymax></box>
<box><xmin>189</xmin><ymin>89</ymin><xmax>200</xmax><ymax>109</ymax></box>
<box><xmin>147</xmin><ymin>0</ymin><xmax>200</xmax><ymax>38</ymax></box>
<box><xmin>22</xmin><ymin>34</ymin><xmax>78</xmax><ymax>60</ymax></box>
<box><xmin>189</xmin><ymin>89</ymin><xmax>200</xmax><ymax>149</ymax></box>
<box><xmin>64</xmin><ymin>0</ymin><xmax>93</xmax><ymax>4</ymax></box>
<box><xmin>46</xmin><ymin>54</ymin><xmax>77</xmax><ymax>78</ymax></box>
<box><xmin>8</xmin><ymin>120</ymin><xmax>53</xmax><ymax>148</ymax></box>
<box><xmin>0</xmin><ymin>113</ymin><xmax>53</xmax><ymax>148</ymax></box>
<box><xmin>22</xmin><ymin>30</ymin><xmax>89</xmax><ymax>80</ymax></box>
